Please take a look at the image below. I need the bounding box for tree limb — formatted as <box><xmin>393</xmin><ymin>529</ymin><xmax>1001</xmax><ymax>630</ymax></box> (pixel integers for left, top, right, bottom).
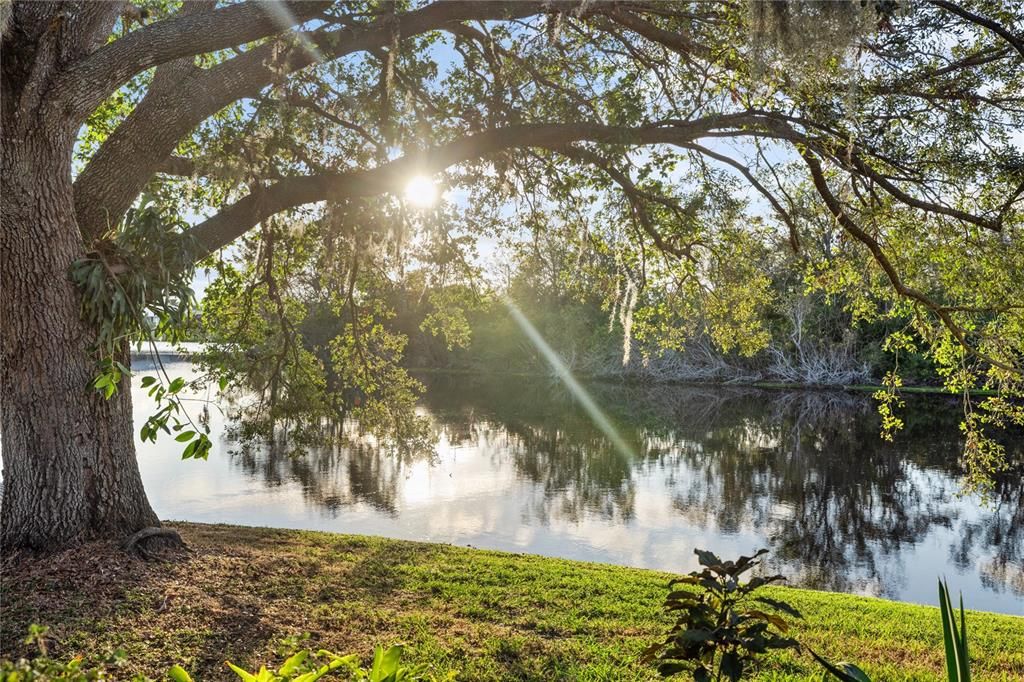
<box><xmin>559</xmin><ymin>146</ymin><xmax>695</xmax><ymax>260</ymax></box>
<box><xmin>801</xmin><ymin>149</ymin><xmax>1019</xmax><ymax>373</ymax></box>
<box><xmin>55</xmin><ymin>0</ymin><xmax>332</xmax><ymax>124</ymax></box>
<box><xmin>680</xmin><ymin>141</ymin><xmax>801</xmax><ymax>253</ymax></box>
<box><xmin>186</xmin><ymin>115</ymin><xmax>771</xmax><ymax>257</ymax></box>
<box><xmin>73</xmin><ymin>0</ymin><xmax>572</xmax><ymax>240</ymax></box>
<box><xmin>928</xmin><ymin>0</ymin><xmax>1024</xmax><ymax>59</ymax></box>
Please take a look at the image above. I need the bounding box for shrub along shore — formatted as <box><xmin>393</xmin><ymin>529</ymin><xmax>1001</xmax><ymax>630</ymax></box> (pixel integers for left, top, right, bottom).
<box><xmin>1</xmin><ymin>523</ymin><xmax>1022</xmax><ymax>681</ymax></box>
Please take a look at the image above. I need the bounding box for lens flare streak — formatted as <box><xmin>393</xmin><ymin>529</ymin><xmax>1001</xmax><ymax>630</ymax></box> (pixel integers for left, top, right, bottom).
<box><xmin>503</xmin><ymin>299</ymin><xmax>636</xmax><ymax>460</ymax></box>
<box><xmin>263</xmin><ymin>1</ymin><xmax>324</xmax><ymax>64</ymax></box>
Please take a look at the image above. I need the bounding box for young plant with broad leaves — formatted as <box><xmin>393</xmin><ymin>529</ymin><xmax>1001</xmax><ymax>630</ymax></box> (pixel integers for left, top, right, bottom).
<box><xmin>4</xmin><ymin>632</ymin><xmax>454</xmax><ymax>682</ymax></box>
<box><xmin>644</xmin><ymin>548</ymin><xmax>801</xmax><ymax>681</ymax></box>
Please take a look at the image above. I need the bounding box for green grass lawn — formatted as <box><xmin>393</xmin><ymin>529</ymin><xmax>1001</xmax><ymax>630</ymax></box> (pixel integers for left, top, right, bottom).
<box><xmin>2</xmin><ymin>522</ymin><xmax>1022</xmax><ymax>680</ymax></box>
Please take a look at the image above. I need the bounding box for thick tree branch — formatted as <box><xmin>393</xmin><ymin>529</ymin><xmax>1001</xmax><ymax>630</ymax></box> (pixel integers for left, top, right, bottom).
<box><xmin>155</xmin><ymin>155</ymin><xmax>284</xmax><ymax>181</ymax></box>
<box><xmin>54</xmin><ymin>0</ymin><xmax>331</xmax><ymax>124</ymax></box>
<box><xmin>602</xmin><ymin>7</ymin><xmax>711</xmax><ymax>61</ymax></box>
<box><xmin>928</xmin><ymin>0</ymin><xmax>1024</xmax><ymax>59</ymax></box>
<box><xmin>186</xmin><ymin>115</ymin><xmax>771</xmax><ymax>257</ymax></box>
<box><xmin>73</xmin><ymin>0</ymin><xmax>576</xmax><ymax>240</ymax></box>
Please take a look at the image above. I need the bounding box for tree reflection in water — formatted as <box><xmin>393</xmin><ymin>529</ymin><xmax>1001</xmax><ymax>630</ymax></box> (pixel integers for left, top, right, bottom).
<box><xmin>224</xmin><ymin>375</ymin><xmax>1023</xmax><ymax>599</ymax></box>
<box><xmin>230</xmin><ymin>433</ymin><xmax>426</xmax><ymax>517</ymax></box>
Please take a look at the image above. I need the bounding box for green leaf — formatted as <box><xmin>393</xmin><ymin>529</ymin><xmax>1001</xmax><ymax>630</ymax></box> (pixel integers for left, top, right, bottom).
<box><xmin>225</xmin><ymin>662</ymin><xmax>258</xmax><ymax>682</ymax></box>
<box><xmin>140</xmin><ymin>376</ymin><xmax>157</xmax><ymax>388</ymax></box>
<box><xmin>753</xmin><ymin>596</ymin><xmax>803</xmax><ymax>619</ymax></box>
<box><xmin>939</xmin><ymin>579</ymin><xmax>971</xmax><ymax>682</ymax></box>
<box><xmin>958</xmin><ymin>593</ymin><xmax>971</xmax><ymax>682</ymax></box>
<box><xmin>371</xmin><ymin>645</ymin><xmax>404</xmax><ymax>681</ymax></box>
<box><xmin>277</xmin><ymin>650</ymin><xmax>309</xmax><ymax>675</ymax></box>
<box><xmin>720</xmin><ymin>651</ymin><xmax>743</xmax><ymax>682</ymax></box>
<box><xmin>168</xmin><ymin>665</ymin><xmax>193</xmax><ymax>682</ymax></box>
<box><xmin>809</xmin><ymin>649</ymin><xmax>872</xmax><ymax>682</ymax></box>
<box><xmin>679</xmin><ymin>628</ymin><xmax>713</xmax><ymax>642</ymax></box>
<box><xmin>694</xmin><ymin>548</ymin><xmax>722</xmax><ymax>569</ymax></box>
<box><xmin>656</xmin><ymin>662</ymin><xmax>687</xmax><ymax>677</ymax></box>
<box><xmin>175</xmin><ymin>430</ymin><xmax>197</xmax><ymax>442</ymax></box>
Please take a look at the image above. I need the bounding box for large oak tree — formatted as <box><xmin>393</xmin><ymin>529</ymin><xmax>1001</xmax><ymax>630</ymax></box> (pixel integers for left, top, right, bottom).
<box><xmin>2</xmin><ymin>0</ymin><xmax>1022</xmax><ymax>552</ymax></box>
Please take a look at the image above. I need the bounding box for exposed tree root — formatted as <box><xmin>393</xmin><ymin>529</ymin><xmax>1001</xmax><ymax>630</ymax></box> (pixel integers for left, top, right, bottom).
<box><xmin>120</xmin><ymin>526</ymin><xmax>188</xmax><ymax>561</ymax></box>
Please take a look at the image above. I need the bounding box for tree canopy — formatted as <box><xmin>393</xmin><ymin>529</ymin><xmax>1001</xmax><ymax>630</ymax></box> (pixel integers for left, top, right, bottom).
<box><xmin>56</xmin><ymin>0</ymin><xmax>1024</xmax><ymax>492</ymax></box>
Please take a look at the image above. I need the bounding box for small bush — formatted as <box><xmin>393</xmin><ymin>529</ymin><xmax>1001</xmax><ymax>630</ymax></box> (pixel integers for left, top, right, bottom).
<box><xmin>643</xmin><ymin>549</ymin><xmax>801</xmax><ymax>681</ymax></box>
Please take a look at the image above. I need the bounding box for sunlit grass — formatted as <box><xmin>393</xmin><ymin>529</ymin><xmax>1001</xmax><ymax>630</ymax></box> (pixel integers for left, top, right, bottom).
<box><xmin>3</xmin><ymin>523</ymin><xmax>1021</xmax><ymax>680</ymax></box>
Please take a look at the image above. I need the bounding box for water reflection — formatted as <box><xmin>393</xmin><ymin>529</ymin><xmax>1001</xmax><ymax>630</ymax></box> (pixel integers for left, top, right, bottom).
<box><xmin>424</xmin><ymin>379</ymin><xmax>1022</xmax><ymax>598</ymax></box>
<box><xmin>134</xmin><ymin>366</ymin><xmax>1024</xmax><ymax>614</ymax></box>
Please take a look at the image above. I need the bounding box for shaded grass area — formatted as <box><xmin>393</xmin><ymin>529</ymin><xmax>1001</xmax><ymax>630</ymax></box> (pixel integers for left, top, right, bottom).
<box><xmin>1</xmin><ymin>523</ymin><xmax>1022</xmax><ymax>681</ymax></box>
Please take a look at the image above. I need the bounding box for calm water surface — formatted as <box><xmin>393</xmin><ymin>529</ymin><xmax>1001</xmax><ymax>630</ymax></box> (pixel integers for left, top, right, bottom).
<box><xmin>134</xmin><ymin>361</ymin><xmax>1024</xmax><ymax>615</ymax></box>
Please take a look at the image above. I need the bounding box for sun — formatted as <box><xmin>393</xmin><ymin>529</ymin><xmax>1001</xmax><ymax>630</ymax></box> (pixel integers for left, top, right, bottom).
<box><xmin>404</xmin><ymin>175</ymin><xmax>438</xmax><ymax>208</ymax></box>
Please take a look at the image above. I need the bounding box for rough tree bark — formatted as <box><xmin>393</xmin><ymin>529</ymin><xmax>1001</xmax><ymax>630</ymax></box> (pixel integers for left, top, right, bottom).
<box><xmin>1</xmin><ymin>2</ymin><xmax>160</xmax><ymax>551</ymax></box>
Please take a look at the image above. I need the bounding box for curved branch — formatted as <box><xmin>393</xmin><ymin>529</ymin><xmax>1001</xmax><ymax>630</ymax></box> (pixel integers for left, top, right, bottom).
<box><xmin>559</xmin><ymin>146</ymin><xmax>692</xmax><ymax>260</ymax></box>
<box><xmin>837</xmin><ymin>144</ymin><xmax>1003</xmax><ymax>232</ymax></box>
<box><xmin>928</xmin><ymin>0</ymin><xmax>1024</xmax><ymax>59</ymax></box>
<box><xmin>55</xmin><ymin>1</ymin><xmax>331</xmax><ymax>123</ymax></box>
<box><xmin>72</xmin><ymin>0</ymin><xmax>568</xmax><ymax>240</ymax></box>
<box><xmin>801</xmin><ymin>150</ymin><xmax>1019</xmax><ymax>374</ymax></box>
<box><xmin>680</xmin><ymin>141</ymin><xmax>801</xmax><ymax>252</ymax></box>
<box><xmin>603</xmin><ymin>6</ymin><xmax>712</xmax><ymax>61</ymax></box>
<box><xmin>186</xmin><ymin>115</ymin><xmax>771</xmax><ymax>256</ymax></box>
<box><xmin>741</xmin><ymin>111</ymin><xmax>1005</xmax><ymax>233</ymax></box>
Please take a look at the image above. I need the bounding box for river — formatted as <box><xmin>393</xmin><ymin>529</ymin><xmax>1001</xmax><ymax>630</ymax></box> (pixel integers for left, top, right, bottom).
<box><xmin>131</xmin><ymin>359</ymin><xmax>1024</xmax><ymax>615</ymax></box>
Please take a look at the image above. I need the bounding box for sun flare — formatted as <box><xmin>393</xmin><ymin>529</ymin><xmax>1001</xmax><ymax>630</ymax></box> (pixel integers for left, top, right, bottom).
<box><xmin>404</xmin><ymin>175</ymin><xmax>438</xmax><ymax>208</ymax></box>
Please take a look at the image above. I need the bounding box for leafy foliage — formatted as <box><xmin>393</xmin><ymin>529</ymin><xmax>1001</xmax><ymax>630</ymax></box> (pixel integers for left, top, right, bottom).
<box><xmin>2</xmin><ymin>631</ymin><xmax>453</xmax><ymax>682</ymax></box>
<box><xmin>70</xmin><ymin>195</ymin><xmax>212</xmax><ymax>460</ymax></box>
<box><xmin>63</xmin><ymin>0</ymin><xmax>1024</xmax><ymax>492</ymax></box>
<box><xmin>197</xmin><ymin>209</ymin><xmax>435</xmax><ymax>450</ymax></box>
<box><xmin>71</xmin><ymin>196</ymin><xmax>198</xmax><ymax>355</ymax></box>
<box><xmin>0</xmin><ymin>626</ymin><xmax>135</xmax><ymax>681</ymax></box>
<box><xmin>938</xmin><ymin>579</ymin><xmax>972</xmax><ymax>682</ymax></box>
<box><xmin>644</xmin><ymin>549</ymin><xmax>801</xmax><ymax>681</ymax></box>
<box><xmin>221</xmin><ymin>644</ymin><xmax>454</xmax><ymax>682</ymax></box>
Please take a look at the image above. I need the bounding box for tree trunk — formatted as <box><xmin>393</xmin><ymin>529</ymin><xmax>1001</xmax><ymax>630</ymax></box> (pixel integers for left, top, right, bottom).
<box><xmin>1</xmin><ymin>4</ymin><xmax>160</xmax><ymax>552</ymax></box>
